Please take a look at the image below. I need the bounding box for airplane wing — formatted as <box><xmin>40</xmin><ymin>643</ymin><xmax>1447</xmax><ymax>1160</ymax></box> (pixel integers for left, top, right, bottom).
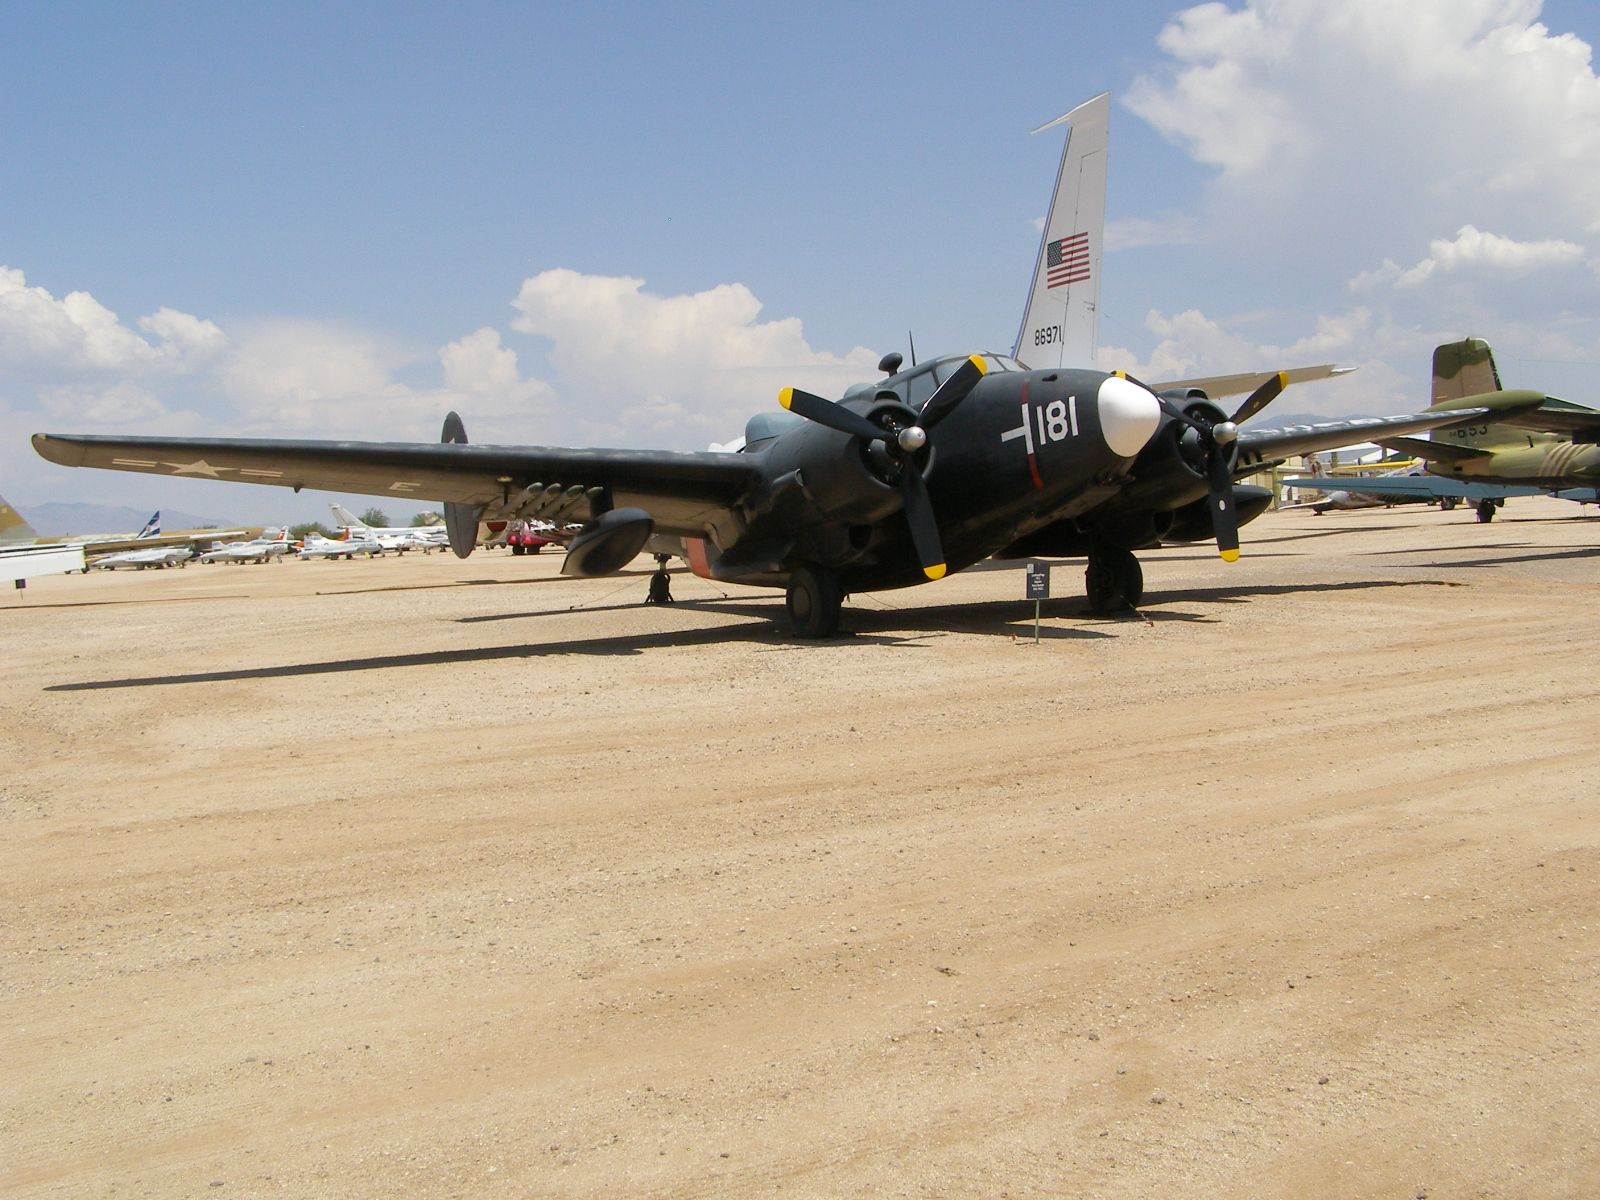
<box><xmin>1152</xmin><ymin>364</ymin><xmax>1355</xmax><ymax>400</ymax></box>
<box><xmin>1281</xmin><ymin>475</ymin><xmax>1551</xmax><ymax>501</ymax></box>
<box><xmin>1373</xmin><ymin>436</ymin><xmax>1491</xmax><ymax>464</ymax></box>
<box><xmin>31</xmin><ymin>434</ymin><xmax>767</xmax><ymax>543</ymax></box>
<box><xmin>1232</xmin><ymin>405</ymin><xmax>1533</xmax><ymax>472</ymax></box>
<box><xmin>1494</xmin><ymin>397</ymin><xmax>1600</xmax><ymax>440</ymax></box>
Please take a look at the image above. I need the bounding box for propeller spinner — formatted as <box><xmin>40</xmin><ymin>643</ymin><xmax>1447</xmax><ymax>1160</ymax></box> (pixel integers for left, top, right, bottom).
<box><xmin>779</xmin><ymin>354</ymin><xmax>988</xmax><ymax>580</ymax></box>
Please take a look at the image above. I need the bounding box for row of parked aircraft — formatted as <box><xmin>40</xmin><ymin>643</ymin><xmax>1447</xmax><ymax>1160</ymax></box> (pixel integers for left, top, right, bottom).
<box><xmin>1</xmin><ymin>500</ymin><xmax>473</xmax><ymax>585</ymax></box>
<box><xmin>20</xmin><ymin>94</ymin><xmax>1599</xmax><ymax>630</ymax></box>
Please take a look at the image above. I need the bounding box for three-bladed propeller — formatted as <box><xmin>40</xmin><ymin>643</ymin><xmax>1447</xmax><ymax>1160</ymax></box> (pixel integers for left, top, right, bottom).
<box><xmin>1118</xmin><ymin>369</ymin><xmax>1289</xmax><ymax>562</ymax></box>
<box><xmin>779</xmin><ymin>354</ymin><xmax>988</xmax><ymax>580</ymax></box>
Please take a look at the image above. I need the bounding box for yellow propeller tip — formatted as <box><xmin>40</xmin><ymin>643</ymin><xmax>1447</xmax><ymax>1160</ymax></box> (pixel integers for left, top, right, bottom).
<box><xmin>969</xmin><ymin>354</ymin><xmax>989</xmax><ymax>375</ymax></box>
<box><xmin>1220</xmin><ymin>548</ymin><xmax>1240</xmax><ymax>563</ymax></box>
<box><xmin>778</xmin><ymin>387</ymin><xmax>794</xmax><ymax>410</ymax></box>
<box><xmin>925</xmin><ymin>564</ymin><xmax>947</xmax><ymax>581</ymax></box>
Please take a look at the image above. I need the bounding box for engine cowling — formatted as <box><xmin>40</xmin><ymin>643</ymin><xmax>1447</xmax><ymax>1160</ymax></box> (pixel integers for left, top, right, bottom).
<box><xmin>562</xmin><ymin>508</ymin><xmax>655</xmax><ymax>577</ymax></box>
<box><xmin>1113</xmin><ymin>392</ymin><xmax>1229</xmax><ymax>512</ymax></box>
<box><xmin>1161</xmin><ymin>485</ymin><xmax>1273</xmax><ymax>543</ymax></box>
<box><xmin>766</xmin><ymin>395</ymin><xmax>924</xmax><ymax>527</ymax></box>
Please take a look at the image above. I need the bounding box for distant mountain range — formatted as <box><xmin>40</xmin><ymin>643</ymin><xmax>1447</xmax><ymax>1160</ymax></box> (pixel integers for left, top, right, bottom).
<box><xmin>17</xmin><ymin>502</ymin><xmax>233</xmax><ymax>537</ymax></box>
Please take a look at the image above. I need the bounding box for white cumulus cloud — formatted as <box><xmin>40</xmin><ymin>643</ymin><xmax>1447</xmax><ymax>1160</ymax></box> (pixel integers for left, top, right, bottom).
<box><xmin>1351</xmin><ymin>224</ymin><xmax>1586</xmax><ymax>289</ymax></box>
<box><xmin>0</xmin><ymin>266</ymin><xmax>224</xmax><ymax>372</ymax></box>
<box><xmin>509</xmin><ymin>268</ymin><xmax>880</xmax><ymax>445</ymax></box>
<box><xmin>439</xmin><ymin>327</ymin><xmax>553</xmax><ymax>418</ymax></box>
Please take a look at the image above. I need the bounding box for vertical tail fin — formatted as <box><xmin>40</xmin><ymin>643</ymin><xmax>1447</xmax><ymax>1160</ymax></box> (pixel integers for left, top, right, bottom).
<box><xmin>1432</xmin><ymin>338</ymin><xmax>1502</xmax><ymax>403</ymax></box>
<box><xmin>329</xmin><ymin>503</ymin><xmax>370</xmax><ymax>530</ymax></box>
<box><xmin>136</xmin><ymin>511</ymin><xmax>160</xmax><ymax>539</ymax></box>
<box><xmin>1013</xmin><ymin>93</ymin><xmax>1109</xmax><ymax>369</ymax></box>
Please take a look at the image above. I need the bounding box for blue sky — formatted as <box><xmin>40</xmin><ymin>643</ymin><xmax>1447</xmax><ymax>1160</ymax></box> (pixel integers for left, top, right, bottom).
<box><xmin>5</xmin><ymin>1</ymin><xmax>1600</xmax><ymax>523</ymax></box>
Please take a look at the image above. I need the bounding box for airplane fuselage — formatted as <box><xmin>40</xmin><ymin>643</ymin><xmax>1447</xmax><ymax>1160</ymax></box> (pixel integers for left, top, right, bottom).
<box><xmin>687</xmin><ymin>365</ymin><xmax>1158</xmax><ymax>592</ymax></box>
<box><xmin>1430</xmin><ymin>430</ymin><xmax>1600</xmax><ymax>487</ymax></box>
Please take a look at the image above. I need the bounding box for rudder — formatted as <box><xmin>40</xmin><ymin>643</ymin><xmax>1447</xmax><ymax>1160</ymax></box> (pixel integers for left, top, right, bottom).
<box><xmin>1432</xmin><ymin>338</ymin><xmax>1502</xmax><ymax>403</ymax></box>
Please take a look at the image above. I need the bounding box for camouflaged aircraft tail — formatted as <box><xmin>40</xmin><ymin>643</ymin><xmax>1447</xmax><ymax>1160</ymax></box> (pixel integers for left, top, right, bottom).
<box><xmin>0</xmin><ymin>492</ymin><xmax>39</xmax><ymax>544</ymax></box>
<box><xmin>1432</xmin><ymin>338</ymin><xmax>1503</xmax><ymax>404</ymax></box>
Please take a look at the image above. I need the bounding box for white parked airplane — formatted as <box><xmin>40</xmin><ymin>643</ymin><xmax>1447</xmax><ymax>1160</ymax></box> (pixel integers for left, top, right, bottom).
<box><xmin>91</xmin><ymin>545</ymin><xmax>194</xmax><ymax>569</ymax></box>
<box><xmin>297</xmin><ymin>532</ymin><xmax>383</xmax><ymax>560</ymax></box>
<box><xmin>329</xmin><ymin>504</ymin><xmax>448</xmax><ymax>552</ymax></box>
<box><xmin>197</xmin><ymin>528</ymin><xmax>293</xmax><ymax>564</ymax></box>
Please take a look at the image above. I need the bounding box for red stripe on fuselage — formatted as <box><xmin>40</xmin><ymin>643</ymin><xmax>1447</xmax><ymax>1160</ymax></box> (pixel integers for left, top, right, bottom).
<box><xmin>685</xmin><ymin>537</ymin><xmax>713</xmax><ymax>579</ymax></box>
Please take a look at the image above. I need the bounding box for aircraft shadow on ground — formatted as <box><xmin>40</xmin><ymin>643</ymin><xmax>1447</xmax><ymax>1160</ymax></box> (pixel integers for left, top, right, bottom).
<box><xmin>1134</xmin><ymin>576</ymin><xmax>1463</xmax><ymax>611</ymax></box>
<box><xmin>7</xmin><ymin>593</ymin><xmax>256</xmax><ymax>611</ymax></box>
<box><xmin>310</xmin><ymin>565</ymin><xmax>661</xmax><ymax>597</ymax></box>
<box><xmin>1385</xmin><ymin>544</ymin><xmax>1600</xmax><ymax>569</ymax></box>
<box><xmin>46</xmin><ymin>575</ymin><xmax>1459</xmax><ymax>693</ymax></box>
<box><xmin>47</xmin><ymin>593</ymin><xmax>1138</xmax><ymax>691</ymax></box>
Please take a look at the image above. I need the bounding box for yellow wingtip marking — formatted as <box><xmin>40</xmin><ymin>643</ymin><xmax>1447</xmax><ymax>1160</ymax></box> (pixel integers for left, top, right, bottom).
<box><xmin>925</xmin><ymin>563</ymin><xmax>947</xmax><ymax>581</ymax></box>
<box><xmin>1220</xmin><ymin>548</ymin><xmax>1240</xmax><ymax>563</ymax></box>
<box><xmin>969</xmin><ymin>354</ymin><xmax>988</xmax><ymax>375</ymax></box>
<box><xmin>779</xmin><ymin>387</ymin><xmax>794</xmax><ymax>410</ymax></box>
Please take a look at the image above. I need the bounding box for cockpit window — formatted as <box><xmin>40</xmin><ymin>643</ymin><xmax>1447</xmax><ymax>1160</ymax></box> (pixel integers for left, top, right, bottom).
<box><xmin>905</xmin><ymin>367</ymin><xmax>938</xmax><ymax>410</ymax></box>
<box><xmin>982</xmin><ymin>355</ymin><xmax>1023</xmax><ymax>373</ymax></box>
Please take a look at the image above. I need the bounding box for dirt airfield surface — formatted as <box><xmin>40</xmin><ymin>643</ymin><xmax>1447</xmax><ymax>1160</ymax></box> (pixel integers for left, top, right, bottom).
<box><xmin>5</xmin><ymin>497</ymin><xmax>1597</xmax><ymax>1198</ymax></box>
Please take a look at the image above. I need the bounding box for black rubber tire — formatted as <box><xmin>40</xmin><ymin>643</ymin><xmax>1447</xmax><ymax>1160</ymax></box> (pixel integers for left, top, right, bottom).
<box><xmin>785</xmin><ymin>566</ymin><xmax>843</xmax><ymax>638</ymax></box>
<box><xmin>1085</xmin><ymin>547</ymin><xmax>1143</xmax><ymax>614</ymax></box>
<box><xmin>1476</xmin><ymin>500</ymin><xmax>1496</xmax><ymax>523</ymax></box>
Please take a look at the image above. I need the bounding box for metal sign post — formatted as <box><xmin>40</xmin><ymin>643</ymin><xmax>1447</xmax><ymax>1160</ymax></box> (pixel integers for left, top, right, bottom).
<box><xmin>1024</xmin><ymin>561</ymin><xmax>1050</xmax><ymax>643</ymax></box>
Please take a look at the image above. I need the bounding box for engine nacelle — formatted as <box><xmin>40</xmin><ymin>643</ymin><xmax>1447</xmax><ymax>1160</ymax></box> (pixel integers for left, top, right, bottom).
<box><xmin>1160</xmin><ymin>485</ymin><xmax>1274</xmax><ymax>543</ymax></box>
<box><xmin>766</xmin><ymin>396</ymin><xmax>919</xmax><ymax>527</ymax></box>
<box><xmin>1115</xmin><ymin>394</ymin><xmax>1229</xmax><ymax>512</ymax></box>
<box><xmin>562</xmin><ymin>507</ymin><xmax>655</xmax><ymax>577</ymax></box>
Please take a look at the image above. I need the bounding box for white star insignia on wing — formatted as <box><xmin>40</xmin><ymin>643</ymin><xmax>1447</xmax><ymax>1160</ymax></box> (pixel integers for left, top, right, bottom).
<box><xmin>164</xmin><ymin>459</ymin><xmax>228</xmax><ymax>478</ymax></box>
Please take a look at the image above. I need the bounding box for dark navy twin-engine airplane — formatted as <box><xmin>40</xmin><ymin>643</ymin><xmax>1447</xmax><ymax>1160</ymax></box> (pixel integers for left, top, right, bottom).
<box><xmin>32</xmin><ymin>96</ymin><xmax>1531</xmax><ymax>636</ymax></box>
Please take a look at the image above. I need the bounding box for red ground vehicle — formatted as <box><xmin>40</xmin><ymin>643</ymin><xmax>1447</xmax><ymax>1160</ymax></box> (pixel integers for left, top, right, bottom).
<box><xmin>505</xmin><ymin>520</ymin><xmax>554</xmax><ymax>556</ymax></box>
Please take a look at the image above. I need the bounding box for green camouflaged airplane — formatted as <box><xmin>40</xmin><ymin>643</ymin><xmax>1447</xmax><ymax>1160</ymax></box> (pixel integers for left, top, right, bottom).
<box><xmin>1285</xmin><ymin>339</ymin><xmax>1600</xmax><ymax>522</ymax></box>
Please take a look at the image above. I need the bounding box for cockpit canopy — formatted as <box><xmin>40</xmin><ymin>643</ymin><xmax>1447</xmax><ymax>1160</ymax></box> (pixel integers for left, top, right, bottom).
<box><xmin>735</xmin><ymin>353</ymin><xmax>1027</xmax><ymax>451</ymax></box>
<box><xmin>841</xmin><ymin>352</ymin><xmax>1026</xmax><ymax>411</ymax></box>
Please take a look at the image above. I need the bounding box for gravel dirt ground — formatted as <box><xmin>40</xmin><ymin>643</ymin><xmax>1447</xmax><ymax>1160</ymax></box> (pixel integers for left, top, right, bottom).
<box><xmin>4</xmin><ymin>497</ymin><xmax>1597</xmax><ymax>1198</ymax></box>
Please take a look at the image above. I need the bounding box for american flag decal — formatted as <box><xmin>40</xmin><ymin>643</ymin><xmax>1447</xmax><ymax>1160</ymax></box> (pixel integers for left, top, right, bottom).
<box><xmin>1047</xmin><ymin>232</ymin><xmax>1091</xmax><ymax>289</ymax></box>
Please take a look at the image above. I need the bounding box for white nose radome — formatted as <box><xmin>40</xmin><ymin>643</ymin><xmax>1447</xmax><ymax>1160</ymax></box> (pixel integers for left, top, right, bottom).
<box><xmin>1096</xmin><ymin>375</ymin><xmax>1162</xmax><ymax>458</ymax></box>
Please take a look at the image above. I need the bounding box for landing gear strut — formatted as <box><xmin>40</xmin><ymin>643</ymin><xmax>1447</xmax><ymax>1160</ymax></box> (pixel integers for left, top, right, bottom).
<box><xmin>785</xmin><ymin>565</ymin><xmax>843</xmax><ymax>638</ymax></box>
<box><xmin>1085</xmin><ymin>544</ymin><xmax>1143</xmax><ymax>614</ymax></box>
<box><xmin>645</xmin><ymin>554</ymin><xmax>674</xmax><ymax>605</ymax></box>
<box><xmin>1476</xmin><ymin>499</ymin><xmax>1500</xmax><ymax>523</ymax></box>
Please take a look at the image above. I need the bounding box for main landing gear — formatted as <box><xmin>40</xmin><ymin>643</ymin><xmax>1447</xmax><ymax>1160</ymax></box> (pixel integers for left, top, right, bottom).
<box><xmin>645</xmin><ymin>554</ymin><xmax>674</xmax><ymax>605</ymax></box>
<box><xmin>1476</xmin><ymin>499</ymin><xmax>1501</xmax><ymax>523</ymax></box>
<box><xmin>785</xmin><ymin>565</ymin><xmax>843</xmax><ymax>638</ymax></box>
<box><xmin>1085</xmin><ymin>544</ymin><xmax>1143</xmax><ymax>615</ymax></box>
